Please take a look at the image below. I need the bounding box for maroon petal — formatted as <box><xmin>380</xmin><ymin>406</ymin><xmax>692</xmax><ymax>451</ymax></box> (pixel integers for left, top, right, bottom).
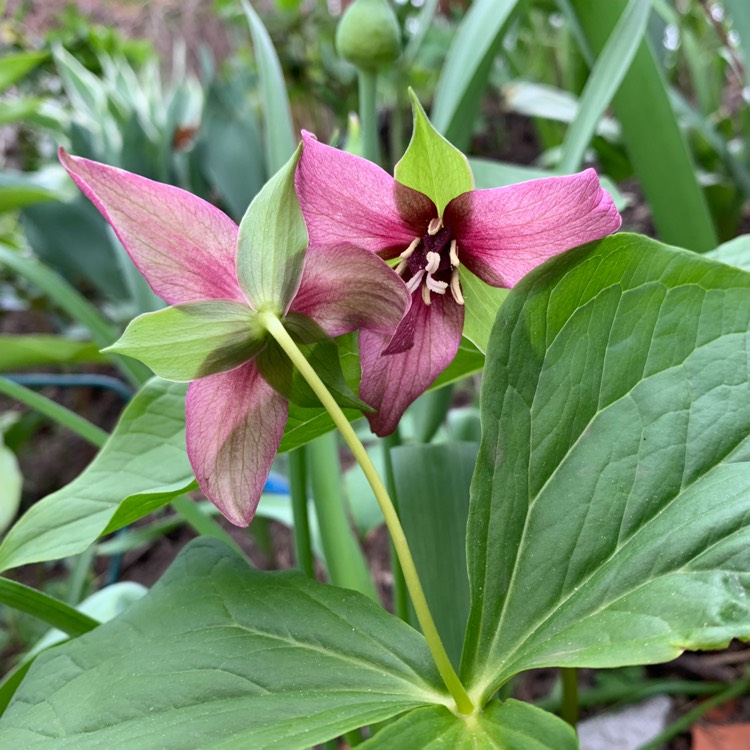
<box><xmin>445</xmin><ymin>169</ymin><xmax>621</xmax><ymax>288</ymax></box>
<box><xmin>59</xmin><ymin>149</ymin><xmax>245</xmax><ymax>305</ymax></box>
<box><xmin>359</xmin><ymin>292</ymin><xmax>464</xmax><ymax>436</ymax></box>
<box><xmin>186</xmin><ymin>362</ymin><xmax>288</xmax><ymax>526</ymax></box>
<box><xmin>295</xmin><ymin>131</ymin><xmax>436</xmax><ymax>259</ymax></box>
<box><xmin>289</xmin><ymin>245</ymin><xmax>410</xmax><ymax>337</ymax></box>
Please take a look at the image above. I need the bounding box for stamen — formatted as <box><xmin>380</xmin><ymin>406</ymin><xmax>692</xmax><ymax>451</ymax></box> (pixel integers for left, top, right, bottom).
<box><xmin>422</xmin><ymin>284</ymin><xmax>431</xmax><ymax>305</ymax></box>
<box><xmin>450</xmin><ymin>269</ymin><xmax>464</xmax><ymax>305</ymax></box>
<box><xmin>427</xmin><ymin>217</ymin><xmax>442</xmax><ymax>236</ymax></box>
<box><xmin>426</xmin><ymin>274</ymin><xmax>448</xmax><ymax>294</ymax></box>
<box><xmin>400</xmin><ymin>237</ymin><xmax>420</xmax><ymax>259</ymax></box>
<box><xmin>425</xmin><ymin>251</ymin><xmax>440</xmax><ymax>274</ymax></box>
<box><xmin>406</xmin><ymin>269</ymin><xmax>425</xmax><ymax>293</ymax></box>
<box><xmin>449</xmin><ymin>240</ymin><xmax>460</xmax><ymax>267</ymax></box>
<box><xmin>395</xmin><ymin>260</ymin><xmax>408</xmax><ymax>276</ymax></box>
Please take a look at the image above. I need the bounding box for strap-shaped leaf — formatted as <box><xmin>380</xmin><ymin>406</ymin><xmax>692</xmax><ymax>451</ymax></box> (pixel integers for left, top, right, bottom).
<box><xmin>463</xmin><ymin>234</ymin><xmax>750</xmax><ymax>702</ymax></box>
<box><xmin>106</xmin><ymin>301</ymin><xmax>264</xmax><ymax>382</ymax></box>
<box><xmin>0</xmin><ymin>539</ymin><xmax>447</xmax><ymax>748</ymax></box>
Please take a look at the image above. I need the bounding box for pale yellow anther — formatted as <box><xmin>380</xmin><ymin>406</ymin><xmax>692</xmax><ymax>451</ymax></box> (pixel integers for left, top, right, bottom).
<box><xmin>422</xmin><ymin>284</ymin><xmax>432</xmax><ymax>305</ymax></box>
<box><xmin>450</xmin><ymin>269</ymin><xmax>464</xmax><ymax>305</ymax></box>
<box><xmin>427</xmin><ymin>217</ymin><xmax>443</xmax><ymax>236</ymax></box>
<box><xmin>425</xmin><ymin>251</ymin><xmax>440</xmax><ymax>275</ymax></box>
<box><xmin>400</xmin><ymin>238</ymin><xmax>420</xmax><ymax>259</ymax></box>
<box><xmin>449</xmin><ymin>240</ymin><xmax>460</xmax><ymax>267</ymax></box>
<box><xmin>426</xmin><ymin>274</ymin><xmax>448</xmax><ymax>294</ymax></box>
<box><xmin>395</xmin><ymin>260</ymin><xmax>408</xmax><ymax>276</ymax></box>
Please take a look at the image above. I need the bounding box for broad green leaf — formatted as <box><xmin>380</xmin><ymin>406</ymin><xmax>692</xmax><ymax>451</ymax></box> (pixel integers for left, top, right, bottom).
<box><xmin>0</xmin><ymin>51</ymin><xmax>48</xmax><ymax>93</ymax></box>
<box><xmin>705</xmin><ymin>235</ymin><xmax>750</xmax><ymax>273</ymax></box>
<box><xmin>361</xmin><ymin>700</ymin><xmax>577</xmax><ymax>749</ymax></box>
<box><xmin>431</xmin><ymin>0</ymin><xmax>522</xmax><ymax>149</ymax></box>
<box><xmin>463</xmin><ymin>234</ymin><xmax>750</xmax><ymax>703</ymax></box>
<box><xmin>557</xmin><ymin>0</ymin><xmax>652</xmax><ymax>173</ymax></box>
<box><xmin>394</xmin><ymin>90</ymin><xmax>473</xmax><ymax>216</ymax></box>
<box><xmin>459</xmin><ymin>268</ymin><xmax>510</xmax><ymax>354</ymax></box>
<box><xmin>236</xmin><ymin>146</ymin><xmax>308</xmax><ymax>314</ymax></box>
<box><xmin>0</xmin><ymin>539</ymin><xmax>447</xmax><ymax>748</ymax></box>
<box><xmin>0</xmin><ymin>379</ymin><xmax>193</xmax><ymax>572</ymax></box>
<box><xmin>393</xmin><ymin>443</ymin><xmax>477</xmax><ymax>668</ymax></box>
<box><xmin>0</xmin><ymin>336</ymin><xmax>105</xmax><ymax>371</ymax></box>
<box><xmin>241</xmin><ymin>0</ymin><xmax>296</xmax><ymax>173</ymax></box>
<box><xmin>571</xmin><ymin>0</ymin><xmax>717</xmax><ymax>251</ymax></box>
<box><xmin>106</xmin><ymin>301</ymin><xmax>264</xmax><ymax>381</ymax></box>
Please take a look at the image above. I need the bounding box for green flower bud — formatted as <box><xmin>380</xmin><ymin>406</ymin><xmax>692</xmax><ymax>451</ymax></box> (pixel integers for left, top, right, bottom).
<box><xmin>336</xmin><ymin>0</ymin><xmax>402</xmax><ymax>72</ymax></box>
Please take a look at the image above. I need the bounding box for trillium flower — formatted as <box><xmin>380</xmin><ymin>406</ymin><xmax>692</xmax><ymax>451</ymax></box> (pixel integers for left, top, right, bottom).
<box><xmin>60</xmin><ymin>146</ymin><xmax>409</xmax><ymax>525</ymax></box>
<box><xmin>296</xmin><ymin>97</ymin><xmax>622</xmax><ymax>435</ymax></box>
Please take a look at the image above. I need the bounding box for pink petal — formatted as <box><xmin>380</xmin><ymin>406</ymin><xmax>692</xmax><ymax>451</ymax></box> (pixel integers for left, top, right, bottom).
<box><xmin>59</xmin><ymin>149</ymin><xmax>245</xmax><ymax>305</ymax></box>
<box><xmin>295</xmin><ymin>131</ymin><xmax>436</xmax><ymax>259</ymax></box>
<box><xmin>289</xmin><ymin>245</ymin><xmax>410</xmax><ymax>337</ymax></box>
<box><xmin>359</xmin><ymin>293</ymin><xmax>464</xmax><ymax>436</ymax></box>
<box><xmin>444</xmin><ymin>169</ymin><xmax>621</xmax><ymax>288</ymax></box>
<box><xmin>186</xmin><ymin>362</ymin><xmax>288</xmax><ymax>526</ymax></box>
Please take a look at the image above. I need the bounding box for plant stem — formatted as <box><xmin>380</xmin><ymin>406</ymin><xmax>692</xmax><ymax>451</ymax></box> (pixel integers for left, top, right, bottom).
<box><xmin>0</xmin><ymin>376</ymin><xmax>108</xmax><ymax>448</ymax></box>
<box><xmin>260</xmin><ymin>312</ymin><xmax>475</xmax><ymax>714</ymax></box>
<box><xmin>358</xmin><ymin>69</ymin><xmax>380</xmax><ymax>164</ymax></box>
<box><xmin>289</xmin><ymin>447</ymin><xmax>315</xmax><ymax>578</ymax></box>
<box><xmin>560</xmin><ymin>667</ymin><xmax>579</xmax><ymax>726</ymax></box>
<box><xmin>308</xmin><ymin>433</ymin><xmax>379</xmax><ymax>601</ymax></box>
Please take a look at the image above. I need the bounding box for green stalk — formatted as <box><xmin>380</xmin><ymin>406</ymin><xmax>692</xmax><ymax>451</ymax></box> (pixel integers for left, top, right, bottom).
<box><xmin>382</xmin><ymin>430</ymin><xmax>409</xmax><ymax>622</ymax></box>
<box><xmin>358</xmin><ymin>69</ymin><xmax>380</xmax><ymax>164</ymax></box>
<box><xmin>289</xmin><ymin>447</ymin><xmax>315</xmax><ymax>578</ymax></box>
<box><xmin>260</xmin><ymin>311</ymin><xmax>475</xmax><ymax>715</ymax></box>
<box><xmin>0</xmin><ymin>578</ymin><xmax>98</xmax><ymax>637</ymax></box>
<box><xmin>308</xmin><ymin>432</ymin><xmax>378</xmax><ymax>601</ymax></box>
<box><xmin>560</xmin><ymin>667</ymin><xmax>579</xmax><ymax>726</ymax></box>
<box><xmin>0</xmin><ymin>376</ymin><xmax>108</xmax><ymax>448</ymax></box>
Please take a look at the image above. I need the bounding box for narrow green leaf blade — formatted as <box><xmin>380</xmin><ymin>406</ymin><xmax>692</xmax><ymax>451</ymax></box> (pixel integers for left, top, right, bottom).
<box><xmin>431</xmin><ymin>0</ymin><xmax>521</xmax><ymax>149</ymax></box>
<box><xmin>463</xmin><ymin>234</ymin><xmax>750</xmax><ymax>701</ymax></box>
<box><xmin>558</xmin><ymin>0</ymin><xmax>652</xmax><ymax>173</ymax></box>
<box><xmin>0</xmin><ymin>336</ymin><xmax>105</xmax><ymax>371</ymax></box>
<box><xmin>241</xmin><ymin>0</ymin><xmax>296</xmax><ymax>173</ymax></box>
<box><xmin>361</xmin><ymin>700</ymin><xmax>577</xmax><ymax>749</ymax></box>
<box><xmin>0</xmin><ymin>51</ymin><xmax>48</xmax><ymax>93</ymax></box>
<box><xmin>236</xmin><ymin>146</ymin><xmax>308</xmax><ymax>314</ymax></box>
<box><xmin>394</xmin><ymin>90</ymin><xmax>473</xmax><ymax>215</ymax></box>
<box><xmin>106</xmin><ymin>301</ymin><xmax>263</xmax><ymax>381</ymax></box>
<box><xmin>0</xmin><ymin>379</ymin><xmax>193</xmax><ymax>572</ymax></box>
<box><xmin>393</xmin><ymin>443</ymin><xmax>477</xmax><ymax>668</ymax></box>
<box><xmin>0</xmin><ymin>539</ymin><xmax>447</xmax><ymax>748</ymax></box>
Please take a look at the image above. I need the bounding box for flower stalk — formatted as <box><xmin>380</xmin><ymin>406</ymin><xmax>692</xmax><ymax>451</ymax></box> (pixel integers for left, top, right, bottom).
<box><xmin>260</xmin><ymin>310</ymin><xmax>475</xmax><ymax>715</ymax></box>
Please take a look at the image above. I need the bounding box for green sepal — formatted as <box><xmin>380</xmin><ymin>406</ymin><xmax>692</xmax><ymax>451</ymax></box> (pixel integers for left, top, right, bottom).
<box><xmin>394</xmin><ymin>89</ymin><xmax>474</xmax><ymax>216</ymax></box>
<box><xmin>256</xmin><ymin>313</ymin><xmax>372</xmax><ymax>413</ymax></box>
<box><xmin>236</xmin><ymin>144</ymin><xmax>308</xmax><ymax>314</ymax></box>
<box><xmin>459</xmin><ymin>267</ymin><xmax>510</xmax><ymax>354</ymax></box>
<box><xmin>104</xmin><ymin>301</ymin><xmax>265</xmax><ymax>382</ymax></box>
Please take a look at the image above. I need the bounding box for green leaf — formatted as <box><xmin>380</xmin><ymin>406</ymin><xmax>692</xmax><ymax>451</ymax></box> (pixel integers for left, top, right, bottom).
<box><xmin>0</xmin><ymin>539</ymin><xmax>447</xmax><ymax>748</ymax></box>
<box><xmin>705</xmin><ymin>235</ymin><xmax>750</xmax><ymax>273</ymax></box>
<box><xmin>0</xmin><ymin>336</ymin><xmax>105</xmax><ymax>371</ymax></box>
<box><xmin>557</xmin><ymin>0</ymin><xmax>652</xmax><ymax>173</ymax></box>
<box><xmin>393</xmin><ymin>443</ymin><xmax>477</xmax><ymax>669</ymax></box>
<box><xmin>0</xmin><ymin>98</ymin><xmax>46</xmax><ymax>128</ymax></box>
<box><xmin>431</xmin><ymin>0</ymin><xmax>522</xmax><ymax>149</ymax></box>
<box><xmin>459</xmin><ymin>268</ymin><xmax>510</xmax><ymax>354</ymax></box>
<box><xmin>0</xmin><ymin>51</ymin><xmax>48</xmax><ymax>93</ymax></box>
<box><xmin>256</xmin><ymin>314</ymin><xmax>371</xmax><ymax>412</ymax></box>
<box><xmin>0</xmin><ymin>379</ymin><xmax>193</xmax><ymax>572</ymax></box>
<box><xmin>394</xmin><ymin>90</ymin><xmax>473</xmax><ymax>216</ymax></box>
<box><xmin>236</xmin><ymin>145</ymin><xmax>308</xmax><ymax>314</ymax></box>
<box><xmin>360</xmin><ymin>700</ymin><xmax>578</xmax><ymax>749</ymax></box>
<box><xmin>0</xmin><ymin>436</ymin><xmax>21</xmax><ymax>535</ymax></box>
<box><xmin>0</xmin><ymin>168</ymin><xmax>72</xmax><ymax>212</ymax></box>
<box><xmin>463</xmin><ymin>234</ymin><xmax>750</xmax><ymax>703</ymax></box>
<box><xmin>241</xmin><ymin>0</ymin><xmax>296</xmax><ymax>174</ymax></box>
<box><xmin>105</xmin><ymin>301</ymin><xmax>264</xmax><ymax>381</ymax></box>
<box><xmin>571</xmin><ymin>0</ymin><xmax>717</xmax><ymax>251</ymax></box>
